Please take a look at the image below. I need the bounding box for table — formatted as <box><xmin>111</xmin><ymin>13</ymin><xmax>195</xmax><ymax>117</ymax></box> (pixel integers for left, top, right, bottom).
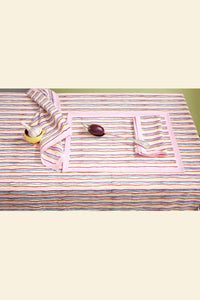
<box><xmin>0</xmin><ymin>92</ymin><xmax>200</xmax><ymax>210</ymax></box>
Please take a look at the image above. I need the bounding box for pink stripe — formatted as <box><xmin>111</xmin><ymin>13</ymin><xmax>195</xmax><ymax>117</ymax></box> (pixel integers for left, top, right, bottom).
<box><xmin>165</xmin><ymin>113</ymin><xmax>184</xmax><ymax>173</ymax></box>
<box><xmin>63</xmin><ymin>113</ymin><xmax>72</xmax><ymax>172</ymax></box>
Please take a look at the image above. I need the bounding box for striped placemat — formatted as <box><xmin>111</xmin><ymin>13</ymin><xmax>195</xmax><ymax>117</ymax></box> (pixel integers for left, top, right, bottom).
<box><xmin>63</xmin><ymin>111</ymin><xmax>183</xmax><ymax>173</ymax></box>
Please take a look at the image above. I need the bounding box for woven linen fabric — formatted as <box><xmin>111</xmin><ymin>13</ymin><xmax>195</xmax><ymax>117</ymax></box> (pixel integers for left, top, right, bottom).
<box><xmin>0</xmin><ymin>92</ymin><xmax>200</xmax><ymax>211</ymax></box>
<box><xmin>133</xmin><ymin>115</ymin><xmax>168</xmax><ymax>157</ymax></box>
<box><xmin>26</xmin><ymin>89</ymin><xmax>71</xmax><ymax>171</ymax></box>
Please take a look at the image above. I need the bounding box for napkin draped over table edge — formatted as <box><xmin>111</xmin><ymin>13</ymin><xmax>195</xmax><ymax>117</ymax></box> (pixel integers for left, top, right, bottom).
<box><xmin>26</xmin><ymin>88</ymin><xmax>71</xmax><ymax>172</ymax></box>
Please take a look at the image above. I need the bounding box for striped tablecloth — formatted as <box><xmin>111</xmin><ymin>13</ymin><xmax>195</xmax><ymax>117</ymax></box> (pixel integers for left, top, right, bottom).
<box><xmin>0</xmin><ymin>92</ymin><xmax>200</xmax><ymax>210</ymax></box>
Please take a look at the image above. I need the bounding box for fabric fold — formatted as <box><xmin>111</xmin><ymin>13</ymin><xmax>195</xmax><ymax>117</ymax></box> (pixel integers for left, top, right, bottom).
<box><xmin>27</xmin><ymin>89</ymin><xmax>71</xmax><ymax>171</ymax></box>
<box><xmin>133</xmin><ymin>115</ymin><xmax>167</xmax><ymax>158</ymax></box>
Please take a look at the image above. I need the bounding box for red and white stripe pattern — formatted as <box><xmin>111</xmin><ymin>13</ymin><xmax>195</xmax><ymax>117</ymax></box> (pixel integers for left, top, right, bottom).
<box><xmin>27</xmin><ymin>89</ymin><xmax>71</xmax><ymax>171</ymax></box>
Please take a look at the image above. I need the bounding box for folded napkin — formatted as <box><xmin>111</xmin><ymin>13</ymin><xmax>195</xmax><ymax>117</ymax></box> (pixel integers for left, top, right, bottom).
<box><xmin>133</xmin><ymin>115</ymin><xmax>167</xmax><ymax>157</ymax></box>
<box><xmin>27</xmin><ymin>89</ymin><xmax>71</xmax><ymax>171</ymax></box>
